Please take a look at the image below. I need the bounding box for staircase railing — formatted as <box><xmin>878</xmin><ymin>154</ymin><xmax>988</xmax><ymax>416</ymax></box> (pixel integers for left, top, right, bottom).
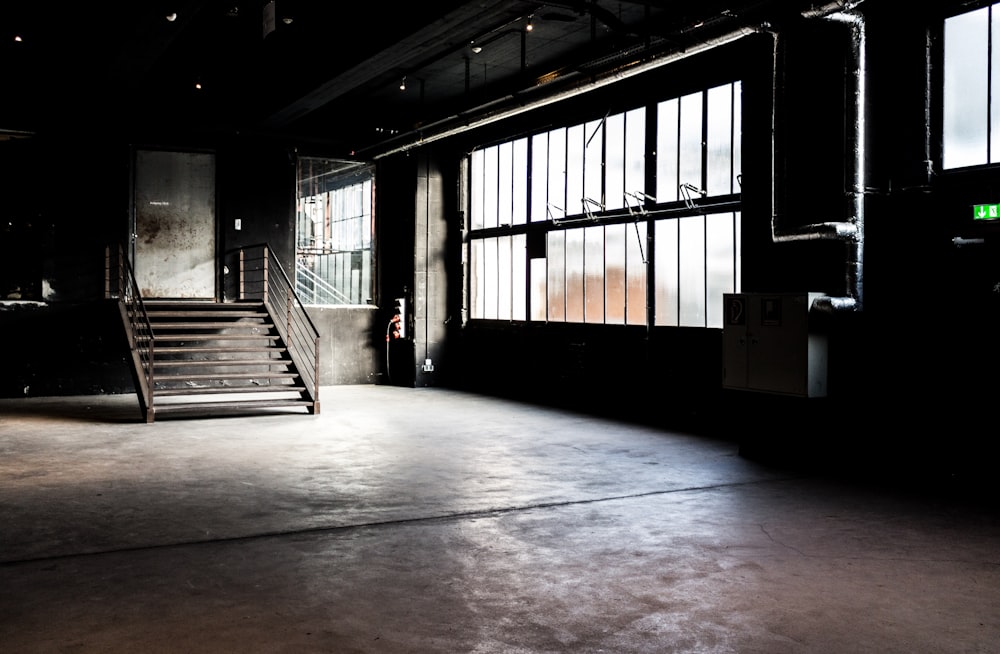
<box><xmin>296</xmin><ymin>265</ymin><xmax>352</xmax><ymax>305</ymax></box>
<box><xmin>105</xmin><ymin>243</ymin><xmax>154</xmax><ymax>421</ymax></box>
<box><xmin>230</xmin><ymin>243</ymin><xmax>321</xmax><ymax>411</ymax></box>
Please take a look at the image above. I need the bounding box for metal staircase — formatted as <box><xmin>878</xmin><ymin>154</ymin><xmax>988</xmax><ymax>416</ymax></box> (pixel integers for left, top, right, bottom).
<box><xmin>107</xmin><ymin>243</ymin><xmax>320</xmax><ymax>423</ymax></box>
<box><xmin>143</xmin><ymin>299</ymin><xmax>317</xmax><ymax>419</ymax></box>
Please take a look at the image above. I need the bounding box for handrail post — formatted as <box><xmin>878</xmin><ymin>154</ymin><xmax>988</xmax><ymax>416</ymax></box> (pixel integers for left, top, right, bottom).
<box><xmin>239</xmin><ymin>248</ymin><xmax>245</xmax><ymax>300</ymax></box>
<box><xmin>262</xmin><ymin>245</ymin><xmax>269</xmax><ymax>305</ymax></box>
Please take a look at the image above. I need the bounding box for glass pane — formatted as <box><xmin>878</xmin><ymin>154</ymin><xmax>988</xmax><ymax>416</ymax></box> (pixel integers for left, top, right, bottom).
<box><xmin>530</xmin><ymin>257</ymin><xmax>547</xmax><ymax>321</ymax></box>
<box><xmin>585</xmin><ymin>225</ymin><xmax>605</xmax><ymax>323</ymax></box>
<box><xmin>512</xmin><ymin>138</ymin><xmax>528</xmax><ymax>225</ymax></box>
<box><xmin>547</xmin><ymin>231</ymin><xmax>566</xmax><ymax>321</ymax></box>
<box><xmin>605</xmin><ymin>223</ymin><xmax>626</xmax><ymax>325</ymax></box>
<box><xmin>992</xmin><ymin>11</ymin><xmax>1000</xmax><ymax>163</ymax></box>
<box><xmin>585</xmin><ymin>118</ymin><xmax>604</xmax><ymax>212</ymax></box>
<box><xmin>483</xmin><ymin>145</ymin><xmax>499</xmax><ymax>228</ymax></box>
<box><xmin>944</xmin><ymin>8</ymin><xmax>989</xmax><ymax>169</ymax></box>
<box><xmin>512</xmin><ymin>234</ymin><xmax>527</xmax><ymax>320</ymax></box>
<box><xmin>654</xmin><ymin>219</ymin><xmax>678</xmax><ymax>326</ymax></box>
<box><xmin>565</xmin><ymin>228</ymin><xmax>585</xmax><ymax>322</ymax></box>
<box><xmin>735</xmin><ymin>211</ymin><xmax>742</xmax><ymax>292</ymax></box>
<box><xmin>606</xmin><ymin>112</ymin><xmax>625</xmax><ymax>211</ymax></box>
<box><xmin>498</xmin><ymin>235</ymin><xmax>512</xmax><ymax>320</ymax></box>
<box><xmin>678</xmin><ymin>215</ymin><xmax>706</xmax><ymax>327</ymax></box>
<box><xmin>626</xmin><ymin>220</ymin><xmax>647</xmax><ymax>326</ymax></box>
<box><xmin>656</xmin><ymin>98</ymin><xmax>679</xmax><ymax>202</ymax></box>
<box><xmin>471</xmin><ymin>238</ymin><xmax>484</xmax><ymax>319</ymax></box>
<box><xmin>567</xmin><ymin>123</ymin><xmax>585</xmax><ymax>216</ymax></box>
<box><xmin>484</xmin><ymin>236</ymin><xmax>498</xmax><ymax>319</ymax></box>
<box><xmin>531</xmin><ymin>132</ymin><xmax>548</xmax><ymax>222</ymax></box>
<box><xmin>625</xmin><ymin>108</ymin><xmax>646</xmax><ymax>204</ymax></box>
<box><xmin>498</xmin><ymin>141</ymin><xmax>513</xmax><ymax>226</ymax></box>
<box><xmin>471</xmin><ymin>149</ymin><xmax>484</xmax><ymax>230</ymax></box>
<box><xmin>706</xmin><ymin>84</ymin><xmax>733</xmax><ymax>196</ymax></box>
<box><xmin>679</xmin><ymin>91</ymin><xmax>704</xmax><ymax>195</ymax></box>
<box><xmin>733</xmin><ymin>82</ymin><xmax>742</xmax><ymax>191</ymax></box>
<box><xmin>705</xmin><ymin>212</ymin><xmax>736</xmax><ymax>329</ymax></box>
<box><xmin>548</xmin><ymin>128</ymin><xmax>567</xmax><ymax>219</ymax></box>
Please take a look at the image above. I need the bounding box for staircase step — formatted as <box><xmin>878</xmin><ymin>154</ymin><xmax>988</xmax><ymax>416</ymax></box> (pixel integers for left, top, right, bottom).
<box><xmin>151</xmin><ymin>399</ymin><xmax>316</xmax><ymax>417</ymax></box>
<box><xmin>155</xmin><ymin>359</ymin><xmax>290</xmax><ymax>367</ymax></box>
<box><xmin>152</xmin><ymin>334</ymin><xmax>280</xmax><ymax>341</ymax></box>
<box><xmin>150</xmin><ymin>322</ymin><xmax>272</xmax><ymax>330</ymax></box>
<box><xmin>155</xmin><ymin>384</ymin><xmax>305</xmax><ymax>397</ymax></box>
<box><xmin>155</xmin><ymin>346</ymin><xmax>288</xmax><ymax>355</ymax></box>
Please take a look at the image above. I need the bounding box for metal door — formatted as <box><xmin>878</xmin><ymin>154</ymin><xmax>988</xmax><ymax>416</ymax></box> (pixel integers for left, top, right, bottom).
<box><xmin>133</xmin><ymin>149</ymin><xmax>216</xmax><ymax>298</ymax></box>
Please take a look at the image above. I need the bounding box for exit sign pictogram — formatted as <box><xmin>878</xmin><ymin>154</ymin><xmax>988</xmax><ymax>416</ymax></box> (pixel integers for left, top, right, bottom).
<box><xmin>973</xmin><ymin>204</ymin><xmax>1000</xmax><ymax>220</ymax></box>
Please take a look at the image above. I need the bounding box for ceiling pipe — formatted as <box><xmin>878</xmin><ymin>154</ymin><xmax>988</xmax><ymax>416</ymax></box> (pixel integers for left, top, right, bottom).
<box><xmin>771</xmin><ymin>1</ymin><xmax>868</xmax><ymax>314</ymax></box>
<box><xmin>364</xmin><ymin>23</ymin><xmax>764</xmax><ymax>159</ymax></box>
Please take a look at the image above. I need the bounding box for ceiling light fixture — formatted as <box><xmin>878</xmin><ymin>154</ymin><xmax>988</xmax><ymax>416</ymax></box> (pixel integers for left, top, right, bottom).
<box><xmin>166</xmin><ymin>12</ymin><xmax>178</xmax><ymax>22</ymax></box>
<box><xmin>471</xmin><ymin>45</ymin><xmax>482</xmax><ymax>54</ymax></box>
<box><xmin>526</xmin><ymin>15</ymin><xmax>534</xmax><ymax>32</ymax></box>
<box><xmin>399</xmin><ymin>77</ymin><xmax>406</xmax><ymax>91</ymax></box>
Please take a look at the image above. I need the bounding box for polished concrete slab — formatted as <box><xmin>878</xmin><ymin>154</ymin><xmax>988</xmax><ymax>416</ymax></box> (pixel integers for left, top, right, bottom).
<box><xmin>1</xmin><ymin>385</ymin><xmax>998</xmax><ymax>653</ymax></box>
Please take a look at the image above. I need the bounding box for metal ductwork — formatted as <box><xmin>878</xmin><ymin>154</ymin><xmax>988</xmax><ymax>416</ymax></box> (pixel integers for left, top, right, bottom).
<box><xmin>771</xmin><ymin>1</ymin><xmax>868</xmax><ymax>314</ymax></box>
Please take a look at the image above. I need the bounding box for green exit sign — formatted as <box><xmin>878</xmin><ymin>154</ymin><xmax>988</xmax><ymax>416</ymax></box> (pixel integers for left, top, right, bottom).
<box><xmin>973</xmin><ymin>204</ymin><xmax>1000</xmax><ymax>220</ymax></box>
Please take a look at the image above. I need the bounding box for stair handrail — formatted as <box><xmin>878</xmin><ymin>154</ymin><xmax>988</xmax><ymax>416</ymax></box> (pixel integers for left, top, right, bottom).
<box><xmin>105</xmin><ymin>243</ymin><xmax>155</xmax><ymax>421</ymax></box>
<box><xmin>229</xmin><ymin>243</ymin><xmax>320</xmax><ymax>410</ymax></box>
<box><xmin>295</xmin><ymin>265</ymin><xmax>352</xmax><ymax>305</ymax></box>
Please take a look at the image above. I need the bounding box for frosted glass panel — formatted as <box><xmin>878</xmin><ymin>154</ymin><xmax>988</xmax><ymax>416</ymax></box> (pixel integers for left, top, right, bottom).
<box><xmin>626</xmin><ymin>221</ymin><xmax>647</xmax><ymax>326</ymax></box>
<box><xmin>484</xmin><ymin>237</ymin><xmax>498</xmax><ymax>319</ymax></box>
<box><xmin>565</xmin><ymin>228</ymin><xmax>585</xmax><ymax>322</ymax></box>
<box><xmin>705</xmin><ymin>212</ymin><xmax>736</xmax><ymax>328</ymax></box>
<box><xmin>678</xmin><ymin>215</ymin><xmax>705</xmax><ymax>327</ymax></box>
<box><xmin>732</xmin><ymin>81</ymin><xmax>742</xmax><ymax>191</ymax></box>
<box><xmin>531</xmin><ymin>133</ymin><xmax>548</xmax><ymax>221</ymax></box>
<box><xmin>584</xmin><ymin>119</ymin><xmax>603</xmax><ymax>213</ymax></box>
<box><xmin>655</xmin><ymin>219</ymin><xmax>678</xmax><ymax>326</ymax></box>
<box><xmin>679</xmin><ymin>92</ymin><xmax>704</xmax><ymax>194</ymax></box>
<box><xmin>584</xmin><ymin>225</ymin><xmax>605</xmax><ymax>323</ymax></box>
<box><xmin>605</xmin><ymin>223</ymin><xmax>626</xmax><ymax>325</ymax></box>
<box><xmin>530</xmin><ymin>258</ymin><xmax>546</xmax><ymax>321</ymax></box>
<box><xmin>706</xmin><ymin>84</ymin><xmax>733</xmax><ymax>195</ymax></box>
<box><xmin>548</xmin><ymin>128</ymin><xmax>567</xmax><ymax>219</ymax></box>
<box><xmin>656</xmin><ymin>98</ymin><xmax>679</xmax><ymax>203</ymax></box>
<box><xmin>471</xmin><ymin>239</ymin><xmax>484</xmax><ymax>318</ymax></box>
<box><xmin>512</xmin><ymin>234</ymin><xmax>526</xmax><ymax>320</ymax></box>
<box><xmin>567</xmin><ymin>124</ymin><xmax>585</xmax><ymax>216</ymax></box>
<box><xmin>498</xmin><ymin>235</ymin><xmax>512</xmax><ymax>320</ymax></box>
<box><xmin>512</xmin><ymin>138</ymin><xmax>528</xmax><ymax>225</ymax></box>
<box><xmin>625</xmin><ymin>108</ymin><xmax>646</xmax><ymax>204</ymax></box>
<box><xmin>471</xmin><ymin>149</ymin><xmax>484</xmax><ymax>230</ymax></box>
<box><xmin>483</xmin><ymin>146</ymin><xmax>499</xmax><ymax>229</ymax></box>
<box><xmin>944</xmin><ymin>8</ymin><xmax>988</xmax><ymax>169</ymax></box>
<box><xmin>547</xmin><ymin>231</ymin><xmax>566</xmax><ymax>321</ymax></box>
<box><xmin>498</xmin><ymin>141</ymin><xmax>513</xmax><ymax>227</ymax></box>
<box><xmin>606</xmin><ymin>113</ymin><xmax>625</xmax><ymax>211</ymax></box>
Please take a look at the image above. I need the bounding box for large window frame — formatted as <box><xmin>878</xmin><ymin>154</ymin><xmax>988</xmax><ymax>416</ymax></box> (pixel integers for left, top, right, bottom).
<box><xmin>467</xmin><ymin>81</ymin><xmax>742</xmax><ymax>329</ymax></box>
<box><xmin>295</xmin><ymin>157</ymin><xmax>376</xmax><ymax>306</ymax></box>
<box><xmin>943</xmin><ymin>2</ymin><xmax>1000</xmax><ymax>169</ymax></box>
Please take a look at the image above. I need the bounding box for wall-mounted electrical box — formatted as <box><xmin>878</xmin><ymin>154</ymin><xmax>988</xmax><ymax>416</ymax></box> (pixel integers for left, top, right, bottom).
<box><xmin>722</xmin><ymin>292</ymin><xmax>828</xmax><ymax>398</ymax></box>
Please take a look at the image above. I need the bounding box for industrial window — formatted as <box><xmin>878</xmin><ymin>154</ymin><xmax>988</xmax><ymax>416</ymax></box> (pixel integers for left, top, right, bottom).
<box><xmin>295</xmin><ymin>157</ymin><xmax>375</xmax><ymax>306</ymax></box>
<box><xmin>468</xmin><ymin>81</ymin><xmax>741</xmax><ymax>328</ymax></box>
<box><xmin>943</xmin><ymin>3</ymin><xmax>1000</xmax><ymax>169</ymax></box>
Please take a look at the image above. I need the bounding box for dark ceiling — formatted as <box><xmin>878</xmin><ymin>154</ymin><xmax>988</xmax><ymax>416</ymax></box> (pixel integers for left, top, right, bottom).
<box><xmin>2</xmin><ymin>0</ymin><xmax>820</xmax><ymax>158</ymax></box>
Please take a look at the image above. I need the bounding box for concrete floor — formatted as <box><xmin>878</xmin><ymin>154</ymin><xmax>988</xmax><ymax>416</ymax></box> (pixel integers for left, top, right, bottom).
<box><xmin>1</xmin><ymin>385</ymin><xmax>999</xmax><ymax>653</ymax></box>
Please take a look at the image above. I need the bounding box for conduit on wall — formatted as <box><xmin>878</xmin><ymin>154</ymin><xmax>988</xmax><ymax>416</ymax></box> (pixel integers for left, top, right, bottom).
<box><xmin>771</xmin><ymin>1</ymin><xmax>868</xmax><ymax>313</ymax></box>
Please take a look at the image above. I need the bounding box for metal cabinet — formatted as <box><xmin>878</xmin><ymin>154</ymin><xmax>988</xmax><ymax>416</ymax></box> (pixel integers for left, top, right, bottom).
<box><xmin>722</xmin><ymin>292</ymin><xmax>828</xmax><ymax>398</ymax></box>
